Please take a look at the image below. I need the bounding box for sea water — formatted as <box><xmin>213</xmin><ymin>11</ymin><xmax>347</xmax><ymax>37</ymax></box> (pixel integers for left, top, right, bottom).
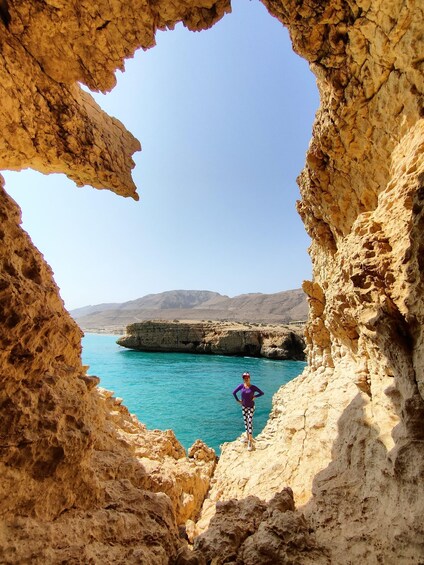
<box><xmin>82</xmin><ymin>333</ymin><xmax>306</xmax><ymax>454</ymax></box>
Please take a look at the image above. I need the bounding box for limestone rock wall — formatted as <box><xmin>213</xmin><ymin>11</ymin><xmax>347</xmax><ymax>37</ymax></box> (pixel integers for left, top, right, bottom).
<box><xmin>0</xmin><ymin>0</ymin><xmax>229</xmax><ymax>557</ymax></box>
<box><xmin>276</xmin><ymin>1</ymin><xmax>424</xmax><ymax>560</ymax></box>
<box><xmin>0</xmin><ymin>181</ymin><xmax>217</xmax><ymax>563</ymax></box>
<box><xmin>196</xmin><ymin>0</ymin><xmax>424</xmax><ymax>563</ymax></box>
<box><xmin>180</xmin><ymin>489</ymin><xmax>331</xmax><ymax>565</ymax></box>
<box><xmin>0</xmin><ymin>0</ymin><xmax>423</xmax><ymax>562</ymax></box>
<box><xmin>117</xmin><ymin>320</ymin><xmax>306</xmax><ymax>360</ymax></box>
<box><xmin>0</xmin><ymin>0</ymin><xmax>230</xmax><ymax>197</ymax></box>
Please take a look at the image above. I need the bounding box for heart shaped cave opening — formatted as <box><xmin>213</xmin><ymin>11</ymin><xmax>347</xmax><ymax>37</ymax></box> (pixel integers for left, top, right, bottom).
<box><xmin>2</xmin><ymin>0</ymin><xmax>423</xmax><ymax>562</ymax></box>
<box><xmin>0</xmin><ymin>0</ymin><xmax>319</xmax><ymax>561</ymax></box>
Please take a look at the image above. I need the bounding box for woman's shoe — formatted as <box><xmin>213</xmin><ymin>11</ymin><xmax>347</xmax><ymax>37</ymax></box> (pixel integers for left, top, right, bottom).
<box><xmin>247</xmin><ymin>441</ymin><xmax>252</xmax><ymax>451</ymax></box>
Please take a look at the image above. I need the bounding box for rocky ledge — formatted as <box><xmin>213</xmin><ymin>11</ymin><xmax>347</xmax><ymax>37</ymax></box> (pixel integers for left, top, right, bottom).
<box><xmin>117</xmin><ymin>320</ymin><xmax>306</xmax><ymax>361</ymax></box>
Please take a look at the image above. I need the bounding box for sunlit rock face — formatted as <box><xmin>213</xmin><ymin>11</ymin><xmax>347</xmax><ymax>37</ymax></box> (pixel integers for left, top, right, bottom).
<box><xmin>0</xmin><ymin>183</ymin><xmax>218</xmax><ymax>562</ymax></box>
<box><xmin>0</xmin><ymin>0</ymin><xmax>423</xmax><ymax>563</ymax></box>
<box><xmin>0</xmin><ymin>0</ymin><xmax>230</xmax><ymax>197</ymax></box>
<box><xmin>117</xmin><ymin>320</ymin><xmax>306</xmax><ymax>360</ymax></box>
<box><xmin>0</xmin><ymin>0</ymin><xmax>227</xmax><ymax>561</ymax></box>
<box><xmin>197</xmin><ymin>0</ymin><xmax>424</xmax><ymax>562</ymax></box>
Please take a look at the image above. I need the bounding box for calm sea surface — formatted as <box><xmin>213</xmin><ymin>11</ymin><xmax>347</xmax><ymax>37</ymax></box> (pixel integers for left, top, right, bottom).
<box><xmin>82</xmin><ymin>333</ymin><xmax>306</xmax><ymax>453</ymax></box>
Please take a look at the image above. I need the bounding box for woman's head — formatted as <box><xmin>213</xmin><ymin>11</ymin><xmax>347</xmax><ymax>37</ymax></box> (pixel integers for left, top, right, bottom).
<box><xmin>242</xmin><ymin>372</ymin><xmax>251</xmax><ymax>383</ymax></box>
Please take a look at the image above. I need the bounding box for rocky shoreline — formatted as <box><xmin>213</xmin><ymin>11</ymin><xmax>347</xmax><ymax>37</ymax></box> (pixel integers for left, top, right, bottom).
<box><xmin>117</xmin><ymin>320</ymin><xmax>306</xmax><ymax>361</ymax></box>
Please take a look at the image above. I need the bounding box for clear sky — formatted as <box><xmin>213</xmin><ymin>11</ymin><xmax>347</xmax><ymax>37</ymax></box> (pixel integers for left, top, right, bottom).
<box><xmin>3</xmin><ymin>0</ymin><xmax>319</xmax><ymax>311</ymax></box>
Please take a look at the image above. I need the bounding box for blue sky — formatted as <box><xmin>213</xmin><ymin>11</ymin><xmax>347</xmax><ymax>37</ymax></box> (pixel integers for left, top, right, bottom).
<box><xmin>3</xmin><ymin>0</ymin><xmax>319</xmax><ymax>311</ymax></box>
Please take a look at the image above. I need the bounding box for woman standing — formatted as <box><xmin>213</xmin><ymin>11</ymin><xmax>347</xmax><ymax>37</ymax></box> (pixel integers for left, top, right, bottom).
<box><xmin>233</xmin><ymin>372</ymin><xmax>264</xmax><ymax>451</ymax></box>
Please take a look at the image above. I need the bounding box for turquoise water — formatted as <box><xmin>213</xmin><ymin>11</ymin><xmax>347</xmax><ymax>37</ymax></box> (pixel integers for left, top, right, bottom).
<box><xmin>82</xmin><ymin>333</ymin><xmax>306</xmax><ymax>453</ymax></box>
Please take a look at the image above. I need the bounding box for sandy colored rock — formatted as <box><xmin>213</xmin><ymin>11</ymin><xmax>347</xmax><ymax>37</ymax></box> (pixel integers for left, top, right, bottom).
<box><xmin>0</xmin><ymin>0</ymin><xmax>230</xmax><ymax>197</ymax></box>
<box><xmin>190</xmin><ymin>489</ymin><xmax>329</xmax><ymax>564</ymax></box>
<box><xmin>195</xmin><ymin>366</ymin><xmax>358</xmax><ymax>534</ymax></box>
<box><xmin>0</xmin><ymin>0</ymin><xmax>423</xmax><ymax>562</ymax></box>
<box><xmin>0</xmin><ymin>181</ymin><xmax>217</xmax><ymax>561</ymax></box>
<box><xmin>118</xmin><ymin>320</ymin><xmax>306</xmax><ymax>360</ymax></box>
<box><xmin>188</xmin><ymin>440</ymin><xmax>217</xmax><ymax>463</ymax></box>
<box><xmin>195</xmin><ymin>0</ymin><xmax>424</xmax><ymax>562</ymax></box>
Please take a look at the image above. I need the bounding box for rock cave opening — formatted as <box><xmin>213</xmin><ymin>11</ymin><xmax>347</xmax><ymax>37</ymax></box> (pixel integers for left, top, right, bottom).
<box><xmin>0</xmin><ymin>0</ymin><xmax>423</xmax><ymax>562</ymax></box>
<box><xmin>3</xmin><ymin>0</ymin><xmax>317</xmax><ymax>316</ymax></box>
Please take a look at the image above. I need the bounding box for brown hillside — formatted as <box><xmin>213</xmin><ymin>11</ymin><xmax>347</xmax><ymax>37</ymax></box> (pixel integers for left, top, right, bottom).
<box><xmin>71</xmin><ymin>288</ymin><xmax>308</xmax><ymax>332</ymax></box>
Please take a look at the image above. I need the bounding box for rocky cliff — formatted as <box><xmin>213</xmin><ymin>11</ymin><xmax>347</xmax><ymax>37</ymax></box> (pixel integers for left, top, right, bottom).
<box><xmin>0</xmin><ymin>0</ymin><xmax>423</xmax><ymax>563</ymax></box>
<box><xmin>192</xmin><ymin>0</ymin><xmax>424</xmax><ymax>562</ymax></box>
<box><xmin>0</xmin><ymin>181</ymin><xmax>218</xmax><ymax>563</ymax></box>
<box><xmin>117</xmin><ymin>320</ymin><xmax>306</xmax><ymax>360</ymax></box>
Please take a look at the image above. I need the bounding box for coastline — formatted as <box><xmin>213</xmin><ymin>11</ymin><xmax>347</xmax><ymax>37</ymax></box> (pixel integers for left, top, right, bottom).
<box><xmin>82</xmin><ymin>328</ymin><xmax>125</xmax><ymax>336</ymax></box>
<box><xmin>117</xmin><ymin>319</ymin><xmax>306</xmax><ymax>361</ymax></box>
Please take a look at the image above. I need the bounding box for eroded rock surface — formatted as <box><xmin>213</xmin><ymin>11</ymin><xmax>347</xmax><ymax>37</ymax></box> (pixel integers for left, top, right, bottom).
<box><xmin>117</xmin><ymin>320</ymin><xmax>306</xmax><ymax>360</ymax></box>
<box><xmin>195</xmin><ymin>366</ymin><xmax>357</xmax><ymax>535</ymax></box>
<box><xmin>0</xmin><ymin>181</ymin><xmax>217</xmax><ymax>561</ymax></box>
<box><xmin>0</xmin><ymin>0</ymin><xmax>423</xmax><ymax>563</ymax></box>
<box><xmin>0</xmin><ymin>0</ymin><xmax>230</xmax><ymax>197</ymax></box>
<box><xmin>178</xmin><ymin>489</ymin><xmax>329</xmax><ymax>565</ymax></box>
<box><xmin>195</xmin><ymin>0</ymin><xmax>424</xmax><ymax>563</ymax></box>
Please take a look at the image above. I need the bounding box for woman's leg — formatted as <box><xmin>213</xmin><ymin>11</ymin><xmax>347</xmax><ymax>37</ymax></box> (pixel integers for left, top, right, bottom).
<box><xmin>242</xmin><ymin>406</ymin><xmax>250</xmax><ymax>441</ymax></box>
<box><xmin>242</xmin><ymin>407</ymin><xmax>255</xmax><ymax>448</ymax></box>
<box><xmin>246</xmin><ymin>407</ymin><xmax>254</xmax><ymax>443</ymax></box>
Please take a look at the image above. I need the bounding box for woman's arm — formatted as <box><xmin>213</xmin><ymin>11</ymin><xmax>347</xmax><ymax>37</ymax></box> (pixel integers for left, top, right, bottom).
<box><xmin>252</xmin><ymin>385</ymin><xmax>264</xmax><ymax>398</ymax></box>
<box><xmin>233</xmin><ymin>383</ymin><xmax>243</xmax><ymax>402</ymax></box>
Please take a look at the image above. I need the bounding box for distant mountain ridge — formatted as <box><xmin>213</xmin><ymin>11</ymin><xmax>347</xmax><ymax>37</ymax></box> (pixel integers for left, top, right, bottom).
<box><xmin>70</xmin><ymin>289</ymin><xmax>308</xmax><ymax>332</ymax></box>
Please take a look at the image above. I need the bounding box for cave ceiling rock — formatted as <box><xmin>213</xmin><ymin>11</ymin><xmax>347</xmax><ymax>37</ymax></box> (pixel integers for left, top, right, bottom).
<box><xmin>0</xmin><ymin>0</ymin><xmax>231</xmax><ymax>197</ymax></box>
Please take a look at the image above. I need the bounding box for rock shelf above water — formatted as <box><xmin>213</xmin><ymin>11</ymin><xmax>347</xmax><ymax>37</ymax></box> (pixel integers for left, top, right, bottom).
<box><xmin>117</xmin><ymin>320</ymin><xmax>306</xmax><ymax>361</ymax></box>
